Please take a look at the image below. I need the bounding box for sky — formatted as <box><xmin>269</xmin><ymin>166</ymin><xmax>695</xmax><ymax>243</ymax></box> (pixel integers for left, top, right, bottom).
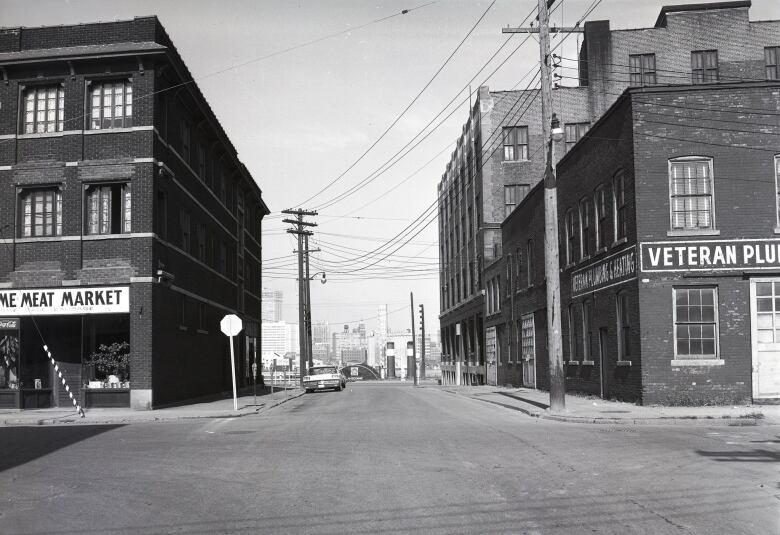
<box><xmin>2</xmin><ymin>0</ymin><xmax>779</xmax><ymax>337</ymax></box>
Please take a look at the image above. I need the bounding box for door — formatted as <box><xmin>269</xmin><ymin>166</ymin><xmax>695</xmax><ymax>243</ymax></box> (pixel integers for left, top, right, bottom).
<box><xmin>598</xmin><ymin>327</ymin><xmax>609</xmax><ymax>399</ymax></box>
<box><xmin>750</xmin><ymin>279</ymin><xmax>780</xmax><ymax>399</ymax></box>
<box><xmin>521</xmin><ymin>314</ymin><xmax>536</xmax><ymax>388</ymax></box>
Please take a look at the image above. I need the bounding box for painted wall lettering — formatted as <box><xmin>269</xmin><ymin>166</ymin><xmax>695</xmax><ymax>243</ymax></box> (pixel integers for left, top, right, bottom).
<box><xmin>641</xmin><ymin>239</ymin><xmax>780</xmax><ymax>272</ymax></box>
<box><xmin>0</xmin><ymin>287</ymin><xmax>130</xmax><ymax>316</ymax></box>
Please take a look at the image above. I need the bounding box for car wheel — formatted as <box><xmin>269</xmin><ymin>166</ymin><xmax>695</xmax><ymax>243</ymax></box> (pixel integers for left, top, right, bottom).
<box><xmin>305</xmin><ymin>389</ymin><xmax>313</xmax><ymax>394</ymax></box>
<box><xmin>336</xmin><ymin>384</ymin><xmax>342</xmax><ymax>391</ymax></box>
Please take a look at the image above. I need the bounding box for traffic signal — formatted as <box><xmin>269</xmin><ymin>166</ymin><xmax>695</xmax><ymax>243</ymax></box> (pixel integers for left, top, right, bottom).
<box><xmin>419</xmin><ymin>303</ymin><xmax>424</xmax><ymax>327</ymax></box>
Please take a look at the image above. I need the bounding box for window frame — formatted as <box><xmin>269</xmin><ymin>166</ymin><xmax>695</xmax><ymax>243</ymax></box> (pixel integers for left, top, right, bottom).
<box><xmin>691</xmin><ymin>50</ymin><xmax>719</xmax><ymax>84</ymax></box>
<box><xmin>22</xmin><ymin>84</ymin><xmax>65</xmax><ymax>134</ymax></box>
<box><xmin>582</xmin><ymin>299</ymin><xmax>593</xmax><ymax>363</ymax></box>
<box><xmin>85</xmin><ymin>182</ymin><xmax>132</xmax><ymax>235</ymax></box>
<box><xmin>526</xmin><ymin>239</ymin><xmax>534</xmax><ymax>286</ymax></box>
<box><xmin>767</xmin><ymin>47</ymin><xmax>780</xmax><ymax>80</ymax></box>
<box><xmin>673</xmin><ymin>287</ymin><xmax>719</xmax><ymax>361</ymax></box>
<box><xmin>180</xmin><ymin>209</ymin><xmax>191</xmax><ymax>253</ymax></box>
<box><xmin>616</xmin><ymin>291</ymin><xmax>631</xmax><ymax>363</ymax></box>
<box><xmin>613</xmin><ymin>170</ymin><xmax>627</xmax><ymax>243</ymax></box>
<box><xmin>565</xmin><ymin>208</ymin><xmax>579</xmax><ymax>265</ymax></box>
<box><xmin>88</xmin><ymin>79</ymin><xmax>133</xmax><ymax>130</ymax></box>
<box><xmin>579</xmin><ymin>196</ymin><xmax>593</xmax><ymax>260</ymax></box>
<box><xmin>504</xmin><ymin>184</ymin><xmax>530</xmax><ymax>218</ymax></box>
<box><xmin>629</xmin><ymin>53</ymin><xmax>657</xmax><ymax>86</ymax></box>
<box><xmin>668</xmin><ymin>157</ymin><xmax>716</xmax><ymax>232</ymax></box>
<box><xmin>521</xmin><ymin>314</ymin><xmax>534</xmax><ymax>362</ymax></box>
<box><xmin>775</xmin><ymin>155</ymin><xmax>780</xmax><ymax>230</ymax></box>
<box><xmin>502</xmin><ymin>126</ymin><xmax>529</xmax><ymax>162</ymax></box>
<box><xmin>564</xmin><ymin>122</ymin><xmax>590</xmax><ymax>153</ymax></box>
<box><xmin>18</xmin><ymin>187</ymin><xmax>63</xmax><ymax>238</ymax></box>
<box><xmin>594</xmin><ymin>184</ymin><xmax>609</xmax><ymax>251</ymax></box>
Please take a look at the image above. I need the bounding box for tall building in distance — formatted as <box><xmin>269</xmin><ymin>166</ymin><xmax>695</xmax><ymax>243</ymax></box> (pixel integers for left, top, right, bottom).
<box><xmin>261</xmin><ymin>288</ymin><xmax>283</xmax><ymax>323</ymax></box>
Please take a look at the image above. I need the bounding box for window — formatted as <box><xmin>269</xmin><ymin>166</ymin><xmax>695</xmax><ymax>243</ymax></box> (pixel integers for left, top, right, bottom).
<box><xmin>594</xmin><ymin>185</ymin><xmax>609</xmax><ymax>250</ymax></box>
<box><xmin>691</xmin><ymin>50</ymin><xmax>718</xmax><ymax>84</ymax></box>
<box><xmin>613</xmin><ymin>171</ymin><xmax>627</xmax><ymax>241</ymax></box>
<box><xmin>515</xmin><ymin>247</ymin><xmax>522</xmax><ymax>289</ymax></box>
<box><xmin>86</xmin><ymin>183</ymin><xmax>131</xmax><ymax>235</ymax></box>
<box><xmin>195</xmin><ymin>222</ymin><xmax>206</xmax><ymax>262</ymax></box>
<box><xmin>582</xmin><ymin>300</ymin><xmax>593</xmax><ymax>362</ymax></box>
<box><xmin>526</xmin><ymin>239</ymin><xmax>535</xmax><ymax>286</ymax></box>
<box><xmin>219</xmin><ymin>242</ymin><xmax>227</xmax><ymax>275</ymax></box>
<box><xmin>776</xmin><ymin>156</ymin><xmax>780</xmax><ymax>227</ymax></box>
<box><xmin>19</xmin><ymin>189</ymin><xmax>62</xmax><ymax>237</ymax></box>
<box><xmin>23</xmin><ymin>85</ymin><xmax>64</xmax><ymax>134</ymax></box>
<box><xmin>669</xmin><ymin>158</ymin><xmax>714</xmax><ymax>230</ymax></box>
<box><xmin>754</xmin><ymin>281</ymin><xmax>780</xmax><ymax>345</ymax></box>
<box><xmin>180</xmin><ymin>209</ymin><xmax>191</xmax><ymax>252</ymax></box>
<box><xmin>564</xmin><ymin>123</ymin><xmax>590</xmax><ymax>153</ymax></box>
<box><xmin>674</xmin><ymin>288</ymin><xmax>717</xmax><ymax>359</ymax></box>
<box><xmin>197</xmin><ymin>143</ymin><xmax>206</xmax><ymax>181</ymax></box>
<box><xmin>521</xmin><ymin>315</ymin><xmax>534</xmax><ymax>361</ymax></box>
<box><xmin>629</xmin><ymin>53</ymin><xmax>656</xmax><ymax>86</ymax></box>
<box><xmin>504</xmin><ymin>184</ymin><xmax>529</xmax><ymax>218</ymax></box>
<box><xmin>506</xmin><ymin>255</ymin><xmax>513</xmax><ymax>297</ymax></box>
<box><xmin>503</xmin><ymin>126</ymin><xmax>529</xmax><ymax>161</ymax></box>
<box><xmin>616</xmin><ymin>292</ymin><xmax>631</xmax><ymax>361</ymax></box>
<box><xmin>565</xmin><ymin>208</ymin><xmax>579</xmax><ymax>265</ymax></box>
<box><xmin>567</xmin><ymin>304</ymin><xmax>582</xmax><ymax>362</ymax></box>
<box><xmin>180</xmin><ymin>121</ymin><xmax>191</xmax><ymax>163</ymax></box>
<box><xmin>580</xmin><ymin>197</ymin><xmax>593</xmax><ymax>259</ymax></box>
<box><xmin>157</xmin><ymin>191</ymin><xmax>167</xmax><ymax>239</ymax></box>
<box><xmin>89</xmin><ymin>80</ymin><xmax>132</xmax><ymax>129</ymax></box>
<box><xmin>179</xmin><ymin>295</ymin><xmax>187</xmax><ymax>328</ymax></box>
<box><xmin>767</xmin><ymin>47</ymin><xmax>780</xmax><ymax>80</ymax></box>
<box><xmin>198</xmin><ymin>302</ymin><xmax>207</xmax><ymax>331</ymax></box>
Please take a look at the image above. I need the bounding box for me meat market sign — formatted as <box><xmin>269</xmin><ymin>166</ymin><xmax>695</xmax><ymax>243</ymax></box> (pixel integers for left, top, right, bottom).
<box><xmin>571</xmin><ymin>246</ymin><xmax>636</xmax><ymax>297</ymax></box>
<box><xmin>640</xmin><ymin>239</ymin><xmax>780</xmax><ymax>272</ymax></box>
<box><xmin>0</xmin><ymin>286</ymin><xmax>129</xmax><ymax>316</ymax></box>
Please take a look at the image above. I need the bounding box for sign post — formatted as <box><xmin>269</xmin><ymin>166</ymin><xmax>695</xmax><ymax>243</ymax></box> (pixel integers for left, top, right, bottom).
<box><xmin>220</xmin><ymin>314</ymin><xmax>243</xmax><ymax>411</ymax></box>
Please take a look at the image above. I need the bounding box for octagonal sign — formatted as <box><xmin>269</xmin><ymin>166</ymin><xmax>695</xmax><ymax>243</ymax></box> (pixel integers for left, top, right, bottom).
<box><xmin>220</xmin><ymin>314</ymin><xmax>243</xmax><ymax>337</ymax></box>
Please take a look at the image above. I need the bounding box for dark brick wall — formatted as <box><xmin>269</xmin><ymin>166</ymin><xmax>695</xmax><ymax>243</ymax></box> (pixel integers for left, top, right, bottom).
<box><xmin>0</xmin><ymin>17</ymin><xmax>267</xmax><ymax>408</ymax></box>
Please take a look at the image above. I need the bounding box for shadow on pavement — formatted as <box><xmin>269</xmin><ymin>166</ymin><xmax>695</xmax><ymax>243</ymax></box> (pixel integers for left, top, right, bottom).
<box><xmin>695</xmin><ymin>448</ymin><xmax>780</xmax><ymax>462</ymax></box>
<box><xmin>0</xmin><ymin>424</ymin><xmax>123</xmax><ymax>473</ymax></box>
<box><xmin>495</xmin><ymin>391</ymin><xmax>550</xmax><ymax>410</ymax></box>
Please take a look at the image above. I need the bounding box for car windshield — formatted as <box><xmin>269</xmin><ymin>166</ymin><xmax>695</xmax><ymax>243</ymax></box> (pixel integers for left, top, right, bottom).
<box><xmin>309</xmin><ymin>367</ymin><xmax>337</xmax><ymax>375</ymax></box>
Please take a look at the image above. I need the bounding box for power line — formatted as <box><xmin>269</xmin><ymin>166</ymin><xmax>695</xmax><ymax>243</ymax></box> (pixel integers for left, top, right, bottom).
<box><xmin>298</xmin><ymin>0</ymin><xmax>498</xmax><ymax>207</ymax></box>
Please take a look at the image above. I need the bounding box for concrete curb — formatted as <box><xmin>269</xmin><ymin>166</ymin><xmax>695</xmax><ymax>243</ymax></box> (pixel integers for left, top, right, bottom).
<box><xmin>456</xmin><ymin>391</ymin><xmax>766</xmax><ymax>427</ymax></box>
<box><xmin>0</xmin><ymin>390</ymin><xmax>306</xmax><ymax>426</ymax></box>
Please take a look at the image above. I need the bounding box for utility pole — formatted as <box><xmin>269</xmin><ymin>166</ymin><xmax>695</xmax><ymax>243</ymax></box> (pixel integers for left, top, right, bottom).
<box><xmin>282</xmin><ymin>208</ymin><xmax>317</xmax><ymax>386</ymax></box>
<box><xmin>419</xmin><ymin>304</ymin><xmax>426</xmax><ymax>381</ymax></box>
<box><xmin>503</xmin><ymin>0</ymin><xmax>572</xmax><ymax>411</ymax></box>
<box><xmin>410</xmin><ymin>292</ymin><xmax>417</xmax><ymax>386</ymax></box>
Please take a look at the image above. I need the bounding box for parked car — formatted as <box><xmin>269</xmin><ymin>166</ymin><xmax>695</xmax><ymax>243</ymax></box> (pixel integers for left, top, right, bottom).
<box><xmin>303</xmin><ymin>365</ymin><xmax>346</xmax><ymax>393</ymax></box>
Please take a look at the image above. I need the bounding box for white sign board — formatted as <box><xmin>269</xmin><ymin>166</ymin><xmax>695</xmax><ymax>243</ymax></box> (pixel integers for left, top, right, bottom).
<box><xmin>0</xmin><ymin>286</ymin><xmax>129</xmax><ymax>316</ymax></box>
<box><xmin>220</xmin><ymin>314</ymin><xmax>243</xmax><ymax>337</ymax></box>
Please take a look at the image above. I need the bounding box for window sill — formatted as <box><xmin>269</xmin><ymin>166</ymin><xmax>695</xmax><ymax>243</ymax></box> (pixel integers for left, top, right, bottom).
<box><xmin>774</xmin><ymin>227</ymin><xmax>780</xmax><ymax>235</ymax></box>
<box><xmin>594</xmin><ymin>247</ymin><xmax>608</xmax><ymax>255</ymax></box>
<box><xmin>611</xmin><ymin>237</ymin><xmax>628</xmax><ymax>247</ymax></box>
<box><xmin>580</xmin><ymin>254</ymin><xmax>592</xmax><ymax>263</ymax></box>
<box><xmin>197</xmin><ymin>329</ymin><xmax>209</xmax><ymax>335</ymax></box>
<box><xmin>666</xmin><ymin>229</ymin><xmax>720</xmax><ymax>237</ymax></box>
<box><xmin>501</xmin><ymin>159</ymin><xmax>530</xmax><ymax>164</ymax></box>
<box><xmin>616</xmin><ymin>360</ymin><xmax>632</xmax><ymax>367</ymax></box>
<box><xmin>671</xmin><ymin>359</ymin><xmax>724</xmax><ymax>366</ymax></box>
<box><xmin>84</xmin><ymin>127</ymin><xmax>136</xmax><ymax>135</ymax></box>
<box><xmin>581</xmin><ymin>360</ymin><xmax>595</xmax><ymax>366</ymax></box>
<box><xmin>82</xmin><ymin>233</ymin><xmax>132</xmax><ymax>240</ymax></box>
<box><xmin>567</xmin><ymin>360</ymin><xmax>580</xmax><ymax>366</ymax></box>
<box><xmin>178</xmin><ymin>325</ymin><xmax>188</xmax><ymax>331</ymax></box>
<box><xmin>17</xmin><ymin>130</ymin><xmax>74</xmax><ymax>139</ymax></box>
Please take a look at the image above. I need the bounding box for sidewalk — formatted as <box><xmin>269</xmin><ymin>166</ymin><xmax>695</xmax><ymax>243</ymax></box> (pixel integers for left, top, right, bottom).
<box><xmin>0</xmin><ymin>387</ymin><xmax>305</xmax><ymax>426</ymax></box>
<box><xmin>444</xmin><ymin>385</ymin><xmax>780</xmax><ymax>426</ymax></box>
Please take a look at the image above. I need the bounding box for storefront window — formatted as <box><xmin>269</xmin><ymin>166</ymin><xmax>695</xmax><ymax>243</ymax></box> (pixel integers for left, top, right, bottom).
<box><xmin>83</xmin><ymin>315</ymin><xmax>130</xmax><ymax>388</ymax></box>
<box><xmin>0</xmin><ymin>322</ymin><xmax>20</xmax><ymax>390</ymax></box>
<box><xmin>674</xmin><ymin>287</ymin><xmax>718</xmax><ymax>358</ymax></box>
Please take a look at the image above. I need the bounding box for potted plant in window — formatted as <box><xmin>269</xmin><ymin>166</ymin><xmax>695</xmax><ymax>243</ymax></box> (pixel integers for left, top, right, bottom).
<box><xmin>83</xmin><ymin>341</ymin><xmax>130</xmax><ymax>407</ymax></box>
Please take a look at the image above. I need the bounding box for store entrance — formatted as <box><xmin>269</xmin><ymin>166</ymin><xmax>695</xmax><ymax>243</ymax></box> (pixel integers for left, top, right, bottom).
<box><xmin>749</xmin><ymin>279</ymin><xmax>780</xmax><ymax>400</ymax></box>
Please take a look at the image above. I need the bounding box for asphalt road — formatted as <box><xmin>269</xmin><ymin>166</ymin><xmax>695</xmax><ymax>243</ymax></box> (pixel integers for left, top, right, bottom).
<box><xmin>0</xmin><ymin>382</ymin><xmax>778</xmax><ymax>534</ymax></box>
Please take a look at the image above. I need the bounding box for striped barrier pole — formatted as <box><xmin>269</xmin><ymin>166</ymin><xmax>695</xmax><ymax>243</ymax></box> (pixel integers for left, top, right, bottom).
<box><xmin>44</xmin><ymin>344</ymin><xmax>85</xmax><ymax>418</ymax></box>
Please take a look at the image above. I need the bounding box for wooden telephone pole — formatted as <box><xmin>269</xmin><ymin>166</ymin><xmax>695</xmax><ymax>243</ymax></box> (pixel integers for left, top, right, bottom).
<box><xmin>502</xmin><ymin>0</ymin><xmax>579</xmax><ymax>411</ymax></box>
<box><xmin>282</xmin><ymin>208</ymin><xmax>317</xmax><ymax>386</ymax></box>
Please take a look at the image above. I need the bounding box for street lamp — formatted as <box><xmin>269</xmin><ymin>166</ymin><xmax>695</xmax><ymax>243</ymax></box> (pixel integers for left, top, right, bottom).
<box><xmin>551</xmin><ymin>113</ymin><xmax>564</xmax><ymax>142</ymax></box>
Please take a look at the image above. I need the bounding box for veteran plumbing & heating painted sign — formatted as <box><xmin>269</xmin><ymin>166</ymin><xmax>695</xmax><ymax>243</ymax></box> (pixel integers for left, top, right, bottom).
<box><xmin>0</xmin><ymin>286</ymin><xmax>129</xmax><ymax>316</ymax></box>
<box><xmin>640</xmin><ymin>239</ymin><xmax>780</xmax><ymax>272</ymax></box>
<box><xmin>571</xmin><ymin>246</ymin><xmax>637</xmax><ymax>297</ymax></box>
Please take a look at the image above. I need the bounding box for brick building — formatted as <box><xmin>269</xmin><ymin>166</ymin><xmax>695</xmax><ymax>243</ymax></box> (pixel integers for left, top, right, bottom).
<box><xmin>438</xmin><ymin>86</ymin><xmax>590</xmax><ymax>386</ymax></box>
<box><xmin>441</xmin><ymin>0</ymin><xmax>780</xmax><ymax>400</ymax></box>
<box><xmin>0</xmin><ymin>17</ymin><xmax>269</xmax><ymax>410</ymax></box>
<box><xmin>553</xmin><ymin>81</ymin><xmax>780</xmax><ymax>404</ymax></box>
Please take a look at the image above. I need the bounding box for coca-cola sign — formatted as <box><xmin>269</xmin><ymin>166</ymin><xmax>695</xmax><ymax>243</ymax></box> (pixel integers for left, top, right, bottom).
<box><xmin>0</xmin><ymin>318</ymin><xmax>19</xmax><ymax>330</ymax></box>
